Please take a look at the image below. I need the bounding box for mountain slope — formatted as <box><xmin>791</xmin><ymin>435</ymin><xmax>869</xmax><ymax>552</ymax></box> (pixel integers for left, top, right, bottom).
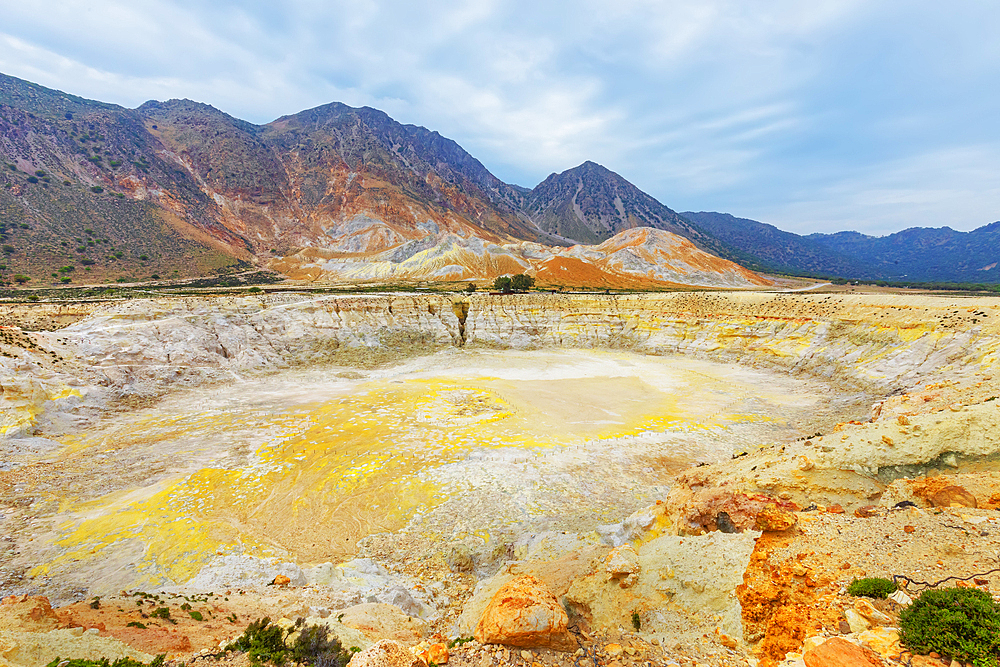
<box><xmin>0</xmin><ymin>72</ymin><xmax>769</xmax><ymax>289</ymax></box>
<box><xmin>524</xmin><ymin>161</ymin><xmax>709</xmax><ymax>246</ymax></box>
<box><xmin>685</xmin><ymin>210</ymin><xmax>1000</xmax><ymax>283</ymax></box>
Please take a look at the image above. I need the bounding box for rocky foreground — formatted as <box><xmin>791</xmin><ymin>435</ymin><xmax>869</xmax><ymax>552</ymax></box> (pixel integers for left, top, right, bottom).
<box><xmin>2</xmin><ymin>291</ymin><xmax>1000</xmax><ymax>667</ymax></box>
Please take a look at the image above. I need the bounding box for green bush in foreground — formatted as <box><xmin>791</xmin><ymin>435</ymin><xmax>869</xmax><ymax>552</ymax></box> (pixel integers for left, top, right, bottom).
<box><xmin>226</xmin><ymin>617</ymin><xmax>353</xmax><ymax>666</ymax></box>
<box><xmin>46</xmin><ymin>656</ymin><xmax>164</xmax><ymax>667</ymax></box>
<box><xmin>847</xmin><ymin>577</ymin><xmax>897</xmax><ymax>599</ymax></box>
<box><xmin>900</xmin><ymin>587</ymin><xmax>1000</xmax><ymax>667</ymax></box>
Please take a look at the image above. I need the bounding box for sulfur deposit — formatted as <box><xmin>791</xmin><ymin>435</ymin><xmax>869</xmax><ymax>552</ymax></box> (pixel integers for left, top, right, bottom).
<box><xmin>2</xmin><ymin>290</ymin><xmax>1000</xmax><ymax>667</ymax></box>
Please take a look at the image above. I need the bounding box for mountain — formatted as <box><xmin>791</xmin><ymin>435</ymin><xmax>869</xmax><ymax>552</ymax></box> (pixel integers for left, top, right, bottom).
<box><xmin>685</xmin><ymin>212</ymin><xmax>1000</xmax><ymax>283</ymax></box>
<box><xmin>0</xmin><ymin>72</ymin><xmax>769</xmax><ymax>289</ymax></box>
<box><xmin>524</xmin><ymin>161</ymin><xmax>719</xmax><ymax>249</ymax></box>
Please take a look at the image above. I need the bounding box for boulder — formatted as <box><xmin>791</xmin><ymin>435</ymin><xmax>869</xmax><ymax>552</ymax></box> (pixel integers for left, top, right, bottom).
<box><xmin>803</xmin><ymin>637</ymin><xmax>884</xmax><ymax>666</ymax></box>
<box><xmin>930</xmin><ymin>485</ymin><xmax>977</xmax><ymax>508</ymax></box>
<box><xmin>339</xmin><ymin>603</ymin><xmax>428</xmax><ymax>645</ymax></box>
<box><xmin>755</xmin><ymin>505</ymin><xmax>797</xmax><ymax>532</ymax></box>
<box><xmin>0</xmin><ymin>596</ymin><xmax>61</xmax><ymax>632</ymax></box>
<box><xmin>456</xmin><ymin>546</ymin><xmax>606</xmax><ymax>636</ymax></box>
<box><xmin>348</xmin><ymin>639</ymin><xmax>424</xmax><ymax>667</ymax></box>
<box><xmin>605</xmin><ymin>545</ymin><xmax>640</xmax><ymax>588</ymax></box>
<box><xmin>474</xmin><ymin>575</ymin><xmax>573</xmax><ymax>650</ymax></box>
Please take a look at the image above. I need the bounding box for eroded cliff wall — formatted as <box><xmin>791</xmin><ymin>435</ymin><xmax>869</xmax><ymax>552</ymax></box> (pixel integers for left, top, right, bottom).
<box><xmin>2</xmin><ymin>291</ymin><xmax>998</xmax><ymax>441</ymax></box>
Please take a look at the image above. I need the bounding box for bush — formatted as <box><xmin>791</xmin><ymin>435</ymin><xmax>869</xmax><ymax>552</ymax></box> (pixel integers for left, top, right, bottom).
<box><xmin>2</xmin><ymin>245</ymin><xmax>13</xmax><ymax>254</ymax></box>
<box><xmin>465</xmin><ymin>282</ymin><xmax>476</xmax><ymax>293</ymax></box>
<box><xmin>81</xmin><ymin>258</ymin><xmax>95</xmax><ymax>266</ymax></box>
<box><xmin>26</xmin><ymin>176</ymin><xmax>38</xmax><ymax>184</ymax></box>
<box><xmin>900</xmin><ymin>587</ymin><xmax>1000</xmax><ymax>666</ymax></box>
<box><xmin>13</xmin><ymin>274</ymin><xmax>29</xmax><ymax>284</ymax></box>
<box><xmin>848</xmin><ymin>577</ymin><xmax>897</xmax><ymax>599</ymax></box>
<box><xmin>226</xmin><ymin>618</ymin><xmax>352</xmax><ymax>667</ymax></box>
<box><xmin>35</xmin><ymin>170</ymin><xmax>46</xmax><ymax>177</ymax></box>
<box><xmin>45</xmin><ymin>656</ymin><xmax>164</xmax><ymax>667</ymax></box>
<box><xmin>90</xmin><ymin>186</ymin><xmax>104</xmax><ymax>193</ymax></box>
<box><xmin>139</xmin><ymin>254</ymin><xmax>149</xmax><ymax>261</ymax></box>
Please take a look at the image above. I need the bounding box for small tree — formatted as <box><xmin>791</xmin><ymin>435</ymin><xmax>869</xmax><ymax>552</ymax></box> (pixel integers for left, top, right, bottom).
<box><xmin>493</xmin><ymin>276</ymin><xmax>513</xmax><ymax>293</ymax></box>
<box><xmin>13</xmin><ymin>274</ymin><xmax>30</xmax><ymax>284</ymax></box>
<box><xmin>511</xmin><ymin>273</ymin><xmax>535</xmax><ymax>292</ymax></box>
<box><xmin>465</xmin><ymin>282</ymin><xmax>477</xmax><ymax>293</ymax></box>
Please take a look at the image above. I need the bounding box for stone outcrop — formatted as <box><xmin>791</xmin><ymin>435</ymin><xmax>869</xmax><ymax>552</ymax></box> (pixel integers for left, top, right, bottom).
<box><xmin>474</xmin><ymin>575</ymin><xmax>573</xmax><ymax>650</ymax></box>
<box><xmin>347</xmin><ymin>639</ymin><xmax>424</xmax><ymax>667</ymax></box>
<box><xmin>803</xmin><ymin>637</ymin><xmax>884</xmax><ymax>667</ymax></box>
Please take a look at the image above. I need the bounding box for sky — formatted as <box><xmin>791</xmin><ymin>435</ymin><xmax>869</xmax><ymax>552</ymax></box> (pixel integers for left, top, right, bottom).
<box><xmin>2</xmin><ymin>0</ymin><xmax>999</xmax><ymax>236</ymax></box>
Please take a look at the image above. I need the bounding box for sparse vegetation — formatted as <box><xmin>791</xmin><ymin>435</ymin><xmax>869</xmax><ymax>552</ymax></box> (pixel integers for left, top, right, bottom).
<box><xmin>900</xmin><ymin>587</ymin><xmax>1000</xmax><ymax>666</ymax></box>
<box><xmin>847</xmin><ymin>577</ymin><xmax>897</xmax><ymax>599</ymax></box>
<box><xmin>225</xmin><ymin>617</ymin><xmax>353</xmax><ymax>667</ymax></box>
<box><xmin>44</xmin><ymin>656</ymin><xmax>164</xmax><ymax>667</ymax></box>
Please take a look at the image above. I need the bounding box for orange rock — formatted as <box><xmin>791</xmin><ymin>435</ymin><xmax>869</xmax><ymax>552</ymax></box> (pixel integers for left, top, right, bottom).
<box><xmin>803</xmin><ymin>637</ymin><xmax>884</xmax><ymax>666</ymax></box>
<box><xmin>904</xmin><ymin>525</ymin><xmax>916</xmax><ymax>534</ymax></box>
<box><xmin>827</xmin><ymin>505</ymin><xmax>845</xmax><ymax>514</ymax></box>
<box><xmin>474</xmin><ymin>575</ymin><xmax>573</xmax><ymax>650</ymax></box>
<box><xmin>348</xmin><ymin>639</ymin><xmax>424</xmax><ymax>667</ymax></box>
<box><xmin>0</xmin><ymin>595</ymin><xmax>62</xmax><ymax>631</ymax></box>
<box><xmin>755</xmin><ymin>505</ymin><xmax>797</xmax><ymax>532</ymax></box>
<box><xmin>930</xmin><ymin>485</ymin><xmax>977</xmax><ymax>508</ymax></box>
<box><xmin>854</xmin><ymin>506</ymin><xmax>878</xmax><ymax>518</ymax></box>
<box><xmin>272</xmin><ymin>574</ymin><xmax>292</xmax><ymax>587</ymax></box>
<box><xmin>411</xmin><ymin>641</ymin><xmax>449</xmax><ymax>664</ymax></box>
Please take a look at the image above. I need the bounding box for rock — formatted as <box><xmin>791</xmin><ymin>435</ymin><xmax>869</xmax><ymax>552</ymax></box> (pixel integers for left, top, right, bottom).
<box><xmin>857</xmin><ymin>627</ymin><xmax>901</xmax><ymax>660</ymax></box>
<box><xmin>411</xmin><ymin>641</ymin><xmax>448</xmax><ymax>664</ymax></box>
<box><xmin>271</xmin><ymin>574</ymin><xmax>292</xmax><ymax>587</ymax></box>
<box><xmin>348</xmin><ymin>639</ymin><xmax>424</xmax><ymax>667</ymax></box>
<box><xmin>854</xmin><ymin>599</ymin><xmax>892</xmax><ymax>626</ymax></box>
<box><xmin>456</xmin><ymin>546</ymin><xmax>606</xmax><ymax>636</ymax></box>
<box><xmin>605</xmin><ymin>545</ymin><xmax>640</xmax><ymax>588</ymax></box>
<box><xmin>566</xmin><ymin>529</ymin><xmax>759</xmax><ymax>642</ymax></box>
<box><xmin>904</xmin><ymin>525</ymin><xmax>916</xmax><ymax>533</ymax></box>
<box><xmin>854</xmin><ymin>506</ymin><xmax>878</xmax><ymax>518</ymax></box>
<box><xmin>339</xmin><ymin>603</ymin><xmax>428</xmax><ymax>644</ymax></box>
<box><xmin>844</xmin><ymin>608</ymin><xmax>870</xmax><ymax>634</ymax></box>
<box><xmin>827</xmin><ymin>505</ymin><xmax>845</xmax><ymax>514</ymax></box>
<box><xmin>803</xmin><ymin>637</ymin><xmax>884</xmax><ymax>666</ymax></box>
<box><xmin>474</xmin><ymin>575</ymin><xmax>573</xmax><ymax>650</ymax></box>
<box><xmin>755</xmin><ymin>505</ymin><xmax>797</xmax><ymax>532</ymax></box>
<box><xmin>888</xmin><ymin>590</ymin><xmax>912</xmax><ymax>606</ymax></box>
<box><xmin>0</xmin><ymin>628</ymin><xmax>153</xmax><ymax>666</ymax></box>
<box><xmin>0</xmin><ymin>596</ymin><xmax>61</xmax><ymax>632</ymax></box>
<box><xmin>930</xmin><ymin>485</ymin><xmax>977</xmax><ymax>508</ymax></box>
<box><xmin>716</xmin><ymin>511</ymin><xmax>738</xmax><ymax>533</ymax></box>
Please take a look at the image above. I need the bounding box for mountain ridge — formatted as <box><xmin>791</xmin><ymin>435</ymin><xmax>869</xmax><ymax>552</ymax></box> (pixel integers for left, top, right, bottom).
<box><xmin>0</xmin><ymin>71</ymin><xmax>768</xmax><ymax>289</ymax></box>
<box><xmin>685</xmin><ymin>211</ymin><xmax>1000</xmax><ymax>283</ymax></box>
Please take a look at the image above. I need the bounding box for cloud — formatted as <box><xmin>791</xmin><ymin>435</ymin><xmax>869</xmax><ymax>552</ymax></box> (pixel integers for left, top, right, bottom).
<box><xmin>1</xmin><ymin>0</ymin><xmax>998</xmax><ymax>233</ymax></box>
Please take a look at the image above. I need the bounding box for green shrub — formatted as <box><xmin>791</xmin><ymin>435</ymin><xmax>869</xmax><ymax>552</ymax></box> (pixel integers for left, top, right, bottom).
<box><xmin>13</xmin><ymin>274</ymin><xmax>29</xmax><ymax>284</ymax></box>
<box><xmin>45</xmin><ymin>656</ymin><xmax>164</xmax><ymax>667</ymax></box>
<box><xmin>188</xmin><ymin>611</ymin><xmax>203</xmax><ymax>621</ymax></box>
<box><xmin>847</xmin><ymin>577</ymin><xmax>897</xmax><ymax>599</ymax></box>
<box><xmin>81</xmin><ymin>258</ymin><xmax>95</xmax><ymax>265</ymax></box>
<box><xmin>900</xmin><ymin>587</ymin><xmax>1000</xmax><ymax>666</ymax></box>
<box><xmin>225</xmin><ymin>617</ymin><xmax>352</xmax><ymax>667</ymax></box>
<box><xmin>2</xmin><ymin>245</ymin><xmax>13</xmax><ymax>254</ymax></box>
<box><xmin>149</xmin><ymin>607</ymin><xmax>175</xmax><ymax>624</ymax></box>
<box><xmin>90</xmin><ymin>185</ymin><xmax>104</xmax><ymax>193</ymax></box>
<box><xmin>226</xmin><ymin>617</ymin><xmax>289</xmax><ymax>665</ymax></box>
<box><xmin>126</xmin><ymin>621</ymin><xmax>147</xmax><ymax>629</ymax></box>
<box><xmin>26</xmin><ymin>175</ymin><xmax>38</xmax><ymax>183</ymax></box>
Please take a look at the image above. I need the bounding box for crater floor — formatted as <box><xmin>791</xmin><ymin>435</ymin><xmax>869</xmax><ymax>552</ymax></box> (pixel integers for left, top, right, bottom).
<box><xmin>7</xmin><ymin>348</ymin><xmax>866</xmax><ymax>598</ymax></box>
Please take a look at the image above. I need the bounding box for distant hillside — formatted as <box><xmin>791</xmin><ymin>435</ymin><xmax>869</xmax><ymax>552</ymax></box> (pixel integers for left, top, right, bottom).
<box><xmin>684</xmin><ymin>211</ymin><xmax>1000</xmax><ymax>283</ymax></box>
<box><xmin>1</xmin><ymin>72</ymin><xmax>771</xmax><ymax>289</ymax></box>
